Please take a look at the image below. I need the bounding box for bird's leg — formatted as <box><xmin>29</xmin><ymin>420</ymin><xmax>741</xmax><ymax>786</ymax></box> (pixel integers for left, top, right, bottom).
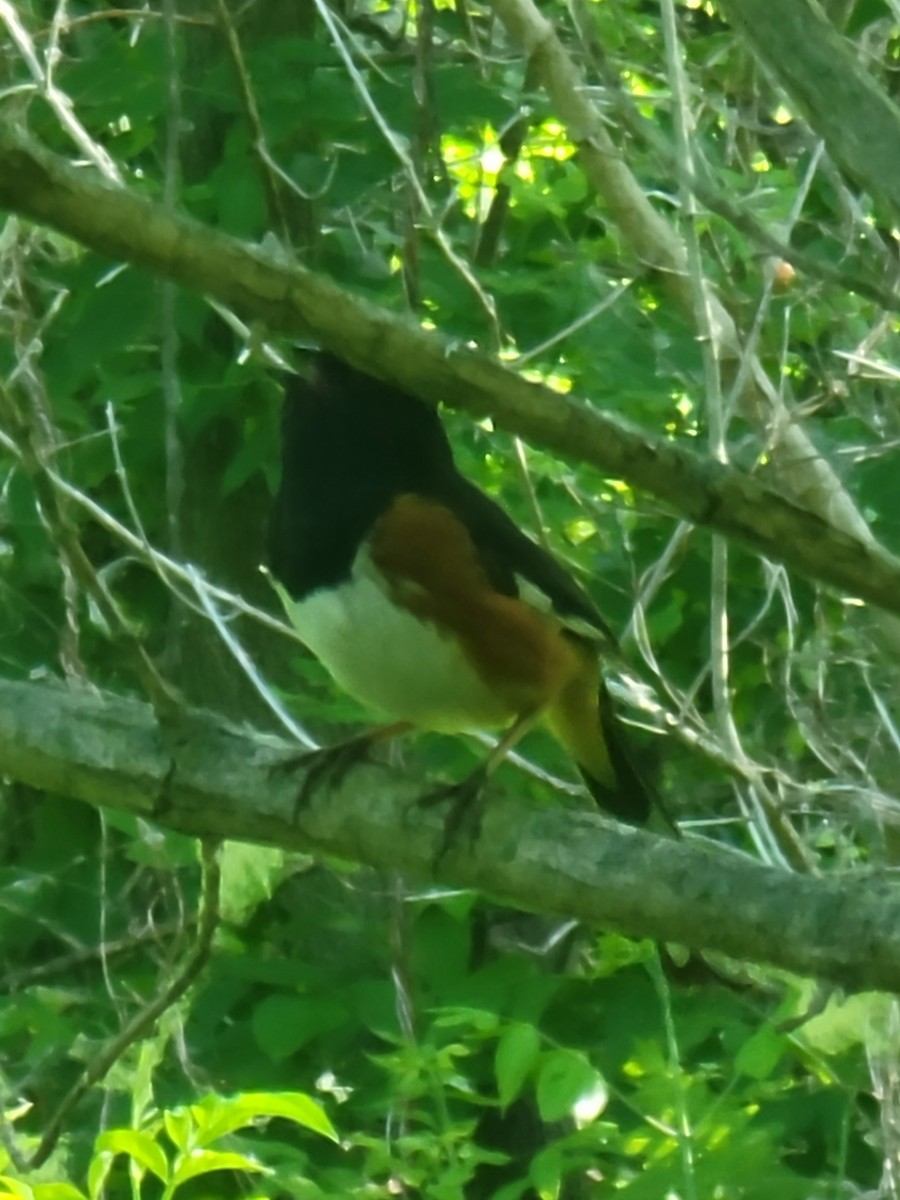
<box><xmin>275</xmin><ymin>721</ymin><xmax>412</xmax><ymax>817</ymax></box>
<box><xmin>420</xmin><ymin>707</ymin><xmax>545</xmax><ymax>859</ymax></box>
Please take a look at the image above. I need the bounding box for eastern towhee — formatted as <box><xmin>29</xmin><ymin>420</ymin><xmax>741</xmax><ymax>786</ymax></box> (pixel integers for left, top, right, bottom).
<box><xmin>268</xmin><ymin>353</ymin><xmax>664</xmax><ymax>829</ymax></box>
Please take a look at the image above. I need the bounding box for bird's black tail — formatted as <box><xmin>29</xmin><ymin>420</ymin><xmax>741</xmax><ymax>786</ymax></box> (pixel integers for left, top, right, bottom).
<box><xmin>548</xmin><ymin>672</ymin><xmax>676</xmax><ymax>833</ymax></box>
<box><xmin>581</xmin><ymin>684</ymin><xmax>652</xmax><ymax>823</ymax></box>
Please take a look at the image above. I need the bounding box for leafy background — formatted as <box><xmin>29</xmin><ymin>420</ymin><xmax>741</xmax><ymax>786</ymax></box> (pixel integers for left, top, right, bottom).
<box><xmin>0</xmin><ymin>0</ymin><xmax>899</xmax><ymax>1196</ymax></box>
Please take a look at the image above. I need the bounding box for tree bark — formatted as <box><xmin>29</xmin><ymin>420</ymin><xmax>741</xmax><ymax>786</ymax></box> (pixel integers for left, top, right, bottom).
<box><xmin>1</xmin><ymin>676</ymin><xmax>899</xmax><ymax>993</ymax></box>
<box><xmin>1</xmin><ymin>125</ymin><xmax>900</xmax><ymax>616</ymax></box>
<box><xmin>717</xmin><ymin>0</ymin><xmax>900</xmax><ymax>223</ymax></box>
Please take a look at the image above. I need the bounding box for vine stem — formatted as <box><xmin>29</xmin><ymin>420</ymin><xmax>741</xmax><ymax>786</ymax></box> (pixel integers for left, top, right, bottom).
<box><xmin>27</xmin><ymin>840</ymin><xmax>222</xmax><ymax>1170</ymax></box>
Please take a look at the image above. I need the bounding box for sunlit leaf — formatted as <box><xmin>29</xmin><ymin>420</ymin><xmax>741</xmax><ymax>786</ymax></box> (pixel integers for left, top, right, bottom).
<box><xmin>192</xmin><ymin>1091</ymin><xmax>338</xmax><ymax>1144</ymax></box>
<box><xmin>170</xmin><ymin>1149</ymin><xmax>269</xmax><ymax>1187</ymax></box>
<box><xmin>94</xmin><ymin>1129</ymin><xmax>169</xmax><ymax>1183</ymax></box>
<box><xmin>535</xmin><ymin>1049</ymin><xmax>604</xmax><ymax>1124</ymax></box>
<box><xmin>163</xmin><ymin>1108</ymin><xmax>194</xmax><ymax>1153</ymax></box>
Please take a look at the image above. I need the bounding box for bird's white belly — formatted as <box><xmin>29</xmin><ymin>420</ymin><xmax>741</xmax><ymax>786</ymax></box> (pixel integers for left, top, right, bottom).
<box><xmin>278</xmin><ymin>553</ymin><xmax>511</xmax><ymax>731</ymax></box>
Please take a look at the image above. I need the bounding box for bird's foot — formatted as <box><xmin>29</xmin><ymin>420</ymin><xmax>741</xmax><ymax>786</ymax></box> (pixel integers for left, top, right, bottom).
<box><xmin>418</xmin><ymin>766</ymin><xmax>489</xmax><ymax>864</ymax></box>
<box><xmin>274</xmin><ymin>734</ymin><xmax>375</xmax><ymax>819</ymax></box>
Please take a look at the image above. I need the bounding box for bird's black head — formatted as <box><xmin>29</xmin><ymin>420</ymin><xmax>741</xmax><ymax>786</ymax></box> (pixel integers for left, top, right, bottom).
<box><xmin>270</xmin><ymin>353</ymin><xmax>456</xmax><ymax>595</ymax></box>
<box><xmin>282</xmin><ymin>353</ymin><xmax>454</xmax><ymax>480</ymax></box>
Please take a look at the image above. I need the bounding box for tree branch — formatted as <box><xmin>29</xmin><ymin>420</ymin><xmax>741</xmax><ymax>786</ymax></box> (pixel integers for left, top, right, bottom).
<box><xmin>487</xmin><ymin>0</ymin><xmax>882</xmax><ymax>552</ymax></box>
<box><xmin>1</xmin><ymin>125</ymin><xmax>900</xmax><ymax>615</ymax></box>
<box><xmin>716</xmin><ymin>0</ymin><xmax>900</xmax><ymax>224</ymax></box>
<box><xmin>1</xmin><ymin>675</ymin><xmax>899</xmax><ymax>993</ymax></box>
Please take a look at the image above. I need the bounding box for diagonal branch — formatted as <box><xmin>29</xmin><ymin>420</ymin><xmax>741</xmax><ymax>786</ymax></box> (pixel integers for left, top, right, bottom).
<box><xmin>1</xmin><ymin>125</ymin><xmax>900</xmax><ymax>614</ymax></box>
<box><xmin>487</xmin><ymin>0</ymin><xmax>885</xmax><ymax>553</ymax></box>
<box><xmin>716</xmin><ymin>0</ymin><xmax>900</xmax><ymax>223</ymax></box>
<box><xmin>1</xmin><ymin>675</ymin><xmax>899</xmax><ymax>994</ymax></box>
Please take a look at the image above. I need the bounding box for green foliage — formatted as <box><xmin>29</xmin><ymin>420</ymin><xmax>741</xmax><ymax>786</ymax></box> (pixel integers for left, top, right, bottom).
<box><xmin>0</xmin><ymin>0</ymin><xmax>898</xmax><ymax>1195</ymax></box>
<box><xmin>0</xmin><ymin>832</ymin><xmax>884</xmax><ymax>1197</ymax></box>
<box><xmin>0</xmin><ymin>1089</ymin><xmax>336</xmax><ymax>1199</ymax></box>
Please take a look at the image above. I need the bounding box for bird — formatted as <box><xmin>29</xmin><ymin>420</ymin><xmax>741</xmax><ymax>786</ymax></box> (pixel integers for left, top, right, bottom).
<box><xmin>268</xmin><ymin>352</ymin><xmax>662</xmax><ymax>831</ymax></box>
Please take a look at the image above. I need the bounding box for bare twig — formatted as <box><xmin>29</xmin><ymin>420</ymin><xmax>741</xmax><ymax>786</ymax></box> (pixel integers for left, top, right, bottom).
<box><xmin>487</xmin><ymin>0</ymin><xmax>887</xmax><ymax>561</ymax></box>
<box><xmin>660</xmin><ymin>0</ymin><xmax>816</xmax><ymax>873</ymax></box>
<box><xmin>0</xmin><ymin>0</ymin><xmax>122</xmax><ymax>182</ymax></box>
<box><xmin>212</xmin><ymin>0</ymin><xmax>292</xmax><ymax>243</ymax></box>
<box><xmin>0</xmin><ymin>381</ymin><xmax>180</xmax><ymax>717</ymax></box>
<box><xmin>3</xmin><ymin>919</ymin><xmax>193</xmax><ymax>992</ymax></box>
<box><xmin>161</xmin><ymin>0</ymin><xmax>185</xmax><ymax>569</ymax></box>
<box><xmin>310</xmin><ymin>0</ymin><xmax>501</xmax><ymax>340</ymax></box>
<box><xmin>474</xmin><ymin>61</ymin><xmax>539</xmax><ymax>269</ymax></box>
<box><xmin>27</xmin><ymin>840</ymin><xmax>221</xmax><ymax>1169</ymax></box>
<box><xmin>565</xmin><ymin>0</ymin><xmax>900</xmax><ymax>316</ymax></box>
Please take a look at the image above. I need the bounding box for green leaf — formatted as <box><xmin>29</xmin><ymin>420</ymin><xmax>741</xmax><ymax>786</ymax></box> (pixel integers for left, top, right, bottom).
<box><xmin>801</xmin><ymin>992</ymin><xmax>894</xmax><ymax>1056</ymax></box>
<box><xmin>218</xmin><ymin>842</ymin><xmax>285</xmax><ymax>925</ymax></box>
<box><xmin>130</xmin><ymin>1023</ymin><xmax>171</xmax><ymax>1127</ymax></box>
<box><xmin>192</xmin><ymin>1091</ymin><xmax>338</xmax><ymax>1144</ymax></box>
<box><xmin>163</xmin><ymin>1108</ymin><xmax>194</xmax><ymax>1152</ymax></box>
<box><xmin>495</xmin><ymin>1023</ymin><xmax>541</xmax><ymax>1109</ymax></box>
<box><xmin>32</xmin><ymin>1187</ymin><xmax>90</xmax><ymax>1200</ymax></box>
<box><xmin>529</xmin><ymin>1141</ymin><xmax>566</xmax><ymax>1198</ymax></box>
<box><xmin>734</xmin><ymin>1026</ymin><xmax>786</xmax><ymax>1080</ymax></box>
<box><xmin>251</xmin><ymin>994</ymin><xmax>348</xmax><ymax>1061</ymax></box>
<box><xmin>87</xmin><ymin>1151</ymin><xmax>113</xmax><ymax>1200</ymax></box>
<box><xmin>0</xmin><ymin>1178</ymin><xmax>34</xmax><ymax>1199</ymax></box>
<box><xmin>171</xmin><ymin>1149</ymin><xmax>268</xmax><ymax>1186</ymax></box>
<box><xmin>535</xmin><ymin>1049</ymin><xmax>605</xmax><ymax>1124</ymax></box>
<box><xmin>95</xmin><ymin>1129</ymin><xmax>169</xmax><ymax>1183</ymax></box>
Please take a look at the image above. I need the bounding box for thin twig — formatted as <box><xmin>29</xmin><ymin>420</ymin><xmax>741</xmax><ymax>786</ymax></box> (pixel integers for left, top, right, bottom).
<box><xmin>27</xmin><ymin>840</ymin><xmax>221</xmax><ymax>1170</ymax></box>
<box><xmin>311</xmin><ymin>0</ymin><xmax>501</xmax><ymax>339</ymax></box>
<box><xmin>212</xmin><ymin>0</ymin><xmax>292</xmax><ymax>243</ymax></box>
<box><xmin>3</xmin><ymin>920</ymin><xmax>193</xmax><ymax>992</ymax></box>
<box><xmin>106</xmin><ymin>407</ymin><xmax>317</xmax><ymax>746</ymax></box>
<box><xmin>474</xmin><ymin>60</ymin><xmax>539</xmax><ymax>268</ymax></box>
<box><xmin>660</xmin><ymin>0</ymin><xmax>815</xmax><ymax>873</ymax></box>
<box><xmin>0</xmin><ymin>382</ymin><xmax>180</xmax><ymax>718</ymax></box>
<box><xmin>0</xmin><ymin>0</ymin><xmax>122</xmax><ymax>182</ymax></box>
<box><xmin>566</xmin><ymin>0</ymin><xmax>900</xmax><ymax>315</ymax></box>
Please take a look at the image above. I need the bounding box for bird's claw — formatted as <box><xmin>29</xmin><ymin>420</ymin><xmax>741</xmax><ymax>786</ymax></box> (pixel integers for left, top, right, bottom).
<box><xmin>274</xmin><ymin>736</ymin><xmax>374</xmax><ymax>820</ymax></box>
<box><xmin>418</xmin><ymin>767</ymin><xmax>489</xmax><ymax>865</ymax></box>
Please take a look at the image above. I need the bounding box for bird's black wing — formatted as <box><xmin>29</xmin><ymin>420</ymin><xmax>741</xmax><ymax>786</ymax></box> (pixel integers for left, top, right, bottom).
<box><xmin>434</xmin><ymin>473</ymin><xmax>617</xmax><ymax>647</ymax></box>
